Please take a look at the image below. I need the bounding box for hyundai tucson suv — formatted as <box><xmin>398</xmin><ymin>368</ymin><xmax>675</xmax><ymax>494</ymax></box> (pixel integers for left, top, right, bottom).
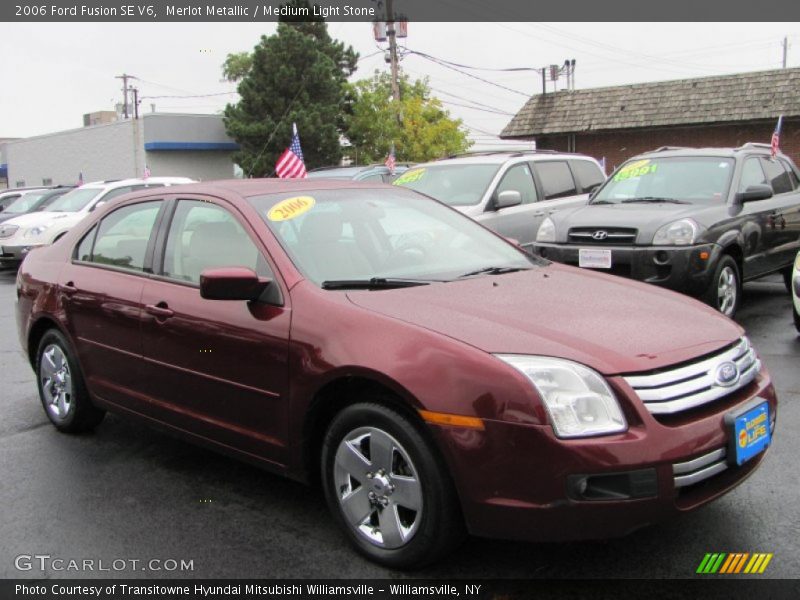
<box><xmin>533</xmin><ymin>144</ymin><xmax>800</xmax><ymax>317</ymax></box>
<box><xmin>394</xmin><ymin>151</ymin><xmax>605</xmax><ymax>249</ymax></box>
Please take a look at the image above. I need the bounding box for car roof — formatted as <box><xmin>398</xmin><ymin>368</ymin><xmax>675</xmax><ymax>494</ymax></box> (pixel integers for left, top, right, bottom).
<box><xmin>634</xmin><ymin>144</ymin><xmax>784</xmax><ymax>160</ymax></box>
<box><xmin>150</xmin><ymin>178</ymin><xmax>393</xmax><ymax>199</ymax></box>
<box><xmin>79</xmin><ymin>176</ymin><xmax>195</xmax><ymax>189</ymax></box>
<box><xmin>415</xmin><ymin>152</ymin><xmax>598</xmax><ymax>167</ymax></box>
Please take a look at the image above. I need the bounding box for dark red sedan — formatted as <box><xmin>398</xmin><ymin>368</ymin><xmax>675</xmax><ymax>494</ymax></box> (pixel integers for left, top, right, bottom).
<box><xmin>16</xmin><ymin>180</ymin><xmax>776</xmax><ymax>568</ymax></box>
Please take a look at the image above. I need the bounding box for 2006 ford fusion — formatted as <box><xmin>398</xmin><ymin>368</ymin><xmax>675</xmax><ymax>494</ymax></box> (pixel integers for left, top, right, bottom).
<box><xmin>16</xmin><ymin>179</ymin><xmax>776</xmax><ymax>568</ymax></box>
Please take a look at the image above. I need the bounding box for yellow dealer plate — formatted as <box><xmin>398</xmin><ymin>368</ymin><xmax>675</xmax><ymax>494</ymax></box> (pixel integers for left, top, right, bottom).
<box><xmin>268</xmin><ymin>196</ymin><xmax>315</xmax><ymax>222</ymax></box>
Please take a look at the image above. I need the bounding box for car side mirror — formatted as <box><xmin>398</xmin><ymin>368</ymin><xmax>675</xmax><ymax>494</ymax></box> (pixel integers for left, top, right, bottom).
<box><xmin>736</xmin><ymin>184</ymin><xmax>773</xmax><ymax>203</ymax></box>
<box><xmin>504</xmin><ymin>236</ymin><xmax>522</xmax><ymax>248</ymax></box>
<box><xmin>91</xmin><ymin>200</ymin><xmax>107</xmax><ymax>212</ymax></box>
<box><xmin>199</xmin><ymin>267</ymin><xmax>272</xmax><ymax>301</ymax></box>
<box><xmin>494</xmin><ymin>190</ymin><xmax>522</xmax><ymax>210</ymax></box>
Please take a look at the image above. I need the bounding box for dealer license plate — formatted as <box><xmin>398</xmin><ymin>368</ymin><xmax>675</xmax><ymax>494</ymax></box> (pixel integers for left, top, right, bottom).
<box><xmin>731</xmin><ymin>401</ymin><xmax>771</xmax><ymax>465</ymax></box>
<box><xmin>578</xmin><ymin>248</ymin><xmax>612</xmax><ymax>269</ymax></box>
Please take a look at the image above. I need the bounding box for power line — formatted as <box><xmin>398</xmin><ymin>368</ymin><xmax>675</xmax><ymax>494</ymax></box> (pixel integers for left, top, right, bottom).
<box><xmin>140</xmin><ymin>92</ymin><xmax>238</xmax><ymax>100</ymax></box>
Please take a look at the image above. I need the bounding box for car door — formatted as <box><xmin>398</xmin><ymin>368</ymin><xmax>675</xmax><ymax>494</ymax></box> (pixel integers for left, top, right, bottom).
<box><xmin>59</xmin><ymin>199</ymin><xmax>166</xmax><ymax>407</ymax></box>
<box><xmin>531</xmin><ymin>160</ymin><xmax>590</xmax><ymax>217</ymax></box>
<box><xmin>477</xmin><ymin>162</ymin><xmax>540</xmax><ymax>247</ymax></box>
<box><xmin>733</xmin><ymin>156</ymin><xmax>776</xmax><ymax>278</ymax></box>
<box><xmin>759</xmin><ymin>156</ymin><xmax>800</xmax><ymax>269</ymax></box>
<box><xmin>138</xmin><ymin>196</ymin><xmax>291</xmax><ymax>465</ymax></box>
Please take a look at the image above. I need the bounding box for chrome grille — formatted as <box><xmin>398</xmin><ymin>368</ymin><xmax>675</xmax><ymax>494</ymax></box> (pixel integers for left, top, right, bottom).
<box><xmin>568</xmin><ymin>227</ymin><xmax>637</xmax><ymax>245</ymax></box>
<box><xmin>673</xmin><ymin>447</ymin><xmax>728</xmax><ymax>488</ymax></box>
<box><xmin>623</xmin><ymin>337</ymin><xmax>760</xmax><ymax>415</ymax></box>
<box><xmin>0</xmin><ymin>224</ymin><xmax>19</xmax><ymax>239</ymax></box>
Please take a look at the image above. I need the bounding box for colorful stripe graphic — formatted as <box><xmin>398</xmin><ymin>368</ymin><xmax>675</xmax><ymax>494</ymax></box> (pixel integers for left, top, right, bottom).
<box><xmin>697</xmin><ymin>553</ymin><xmax>773</xmax><ymax>574</ymax></box>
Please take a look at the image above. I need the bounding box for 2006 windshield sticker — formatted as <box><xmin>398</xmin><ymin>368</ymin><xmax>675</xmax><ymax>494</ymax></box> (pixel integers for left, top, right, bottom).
<box><xmin>393</xmin><ymin>168</ymin><xmax>426</xmax><ymax>185</ymax></box>
<box><xmin>268</xmin><ymin>196</ymin><xmax>316</xmax><ymax>222</ymax></box>
<box><xmin>614</xmin><ymin>159</ymin><xmax>658</xmax><ymax>182</ymax></box>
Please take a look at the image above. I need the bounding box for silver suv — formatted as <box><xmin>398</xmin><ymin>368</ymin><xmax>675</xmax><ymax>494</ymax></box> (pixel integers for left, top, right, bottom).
<box><xmin>394</xmin><ymin>151</ymin><xmax>605</xmax><ymax>248</ymax></box>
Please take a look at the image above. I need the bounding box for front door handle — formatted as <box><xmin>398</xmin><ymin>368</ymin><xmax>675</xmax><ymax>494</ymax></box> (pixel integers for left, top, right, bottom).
<box><xmin>145</xmin><ymin>302</ymin><xmax>174</xmax><ymax>319</ymax></box>
<box><xmin>61</xmin><ymin>281</ymin><xmax>78</xmax><ymax>295</ymax></box>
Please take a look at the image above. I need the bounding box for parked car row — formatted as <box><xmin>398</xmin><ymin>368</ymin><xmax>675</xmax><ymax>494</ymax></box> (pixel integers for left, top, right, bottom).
<box><xmin>17</xmin><ymin>176</ymin><xmax>777</xmax><ymax>568</ymax></box>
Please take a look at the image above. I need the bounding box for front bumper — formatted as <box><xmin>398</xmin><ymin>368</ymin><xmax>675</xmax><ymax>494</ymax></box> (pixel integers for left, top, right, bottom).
<box><xmin>0</xmin><ymin>243</ymin><xmax>42</xmax><ymax>266</ymax></box>
<box><xmin>430</xmin><ymin>370</ymin><xmax>776</xmax><ymax>542</ymax></box>
<box><xmin>532</xmin><ymin>242</ymin><xmax>719</xmax><ymax>296</ymax></box>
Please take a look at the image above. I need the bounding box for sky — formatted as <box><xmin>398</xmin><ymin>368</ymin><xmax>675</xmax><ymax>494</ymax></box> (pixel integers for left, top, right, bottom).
<box><xmin>1</xmin><ymin>22</ymin><xmax>797</xmax><ymax>146</ymax></box>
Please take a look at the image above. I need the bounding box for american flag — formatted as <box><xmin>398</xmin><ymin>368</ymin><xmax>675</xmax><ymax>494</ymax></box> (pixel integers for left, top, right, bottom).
<box><xmin>385</xmin><ymin>143</ymin><xmax>396</xmax><ymax>175</ymax></box>
<box><xmin>143</xmin><ymin>164</ymin><xmax>151</xmax><ymax>179</ymax></box>
<box><xmin>77</xmin><ymin>172</ymin><xmax>84</xmax><ymax>186</ymax></box>
<box><xmin>275</xmin><ymin>123</ymin><xmax>307</xmax><ymax>178</ymax></box>
<box><xmin>771</xmin><ymin>115</ymin><xmax>783</xmax><ymax>158</ymax></box>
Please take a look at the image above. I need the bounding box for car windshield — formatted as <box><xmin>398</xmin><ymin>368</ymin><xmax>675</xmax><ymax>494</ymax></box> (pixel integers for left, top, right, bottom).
<box><xmin>250</xmin><ymin>188</ymin><xmax>536</xmax><ymax>286</ymax></box>
<box><xmin>593</xmin><ymin>157</ymin><xmax>735</xmax><ymax>204</ymax></box>
<box><xmin>3</xmin><ymin>191</ymin><xmax>49</xmax><ymax>214</ymax></box>
<box><xmin>45</xmin><ymin>187</ymin><xmax>102</xmax><ymax>212</ymax></box>
<box><xmin>393</xmin><ymin>164</ymin><xmax>500</xmax><ymax>206</ymax></box>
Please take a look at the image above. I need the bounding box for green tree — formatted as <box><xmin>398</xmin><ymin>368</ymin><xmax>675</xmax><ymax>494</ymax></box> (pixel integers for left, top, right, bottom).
<box><xmin>222</xmin><ymin>1</ymin><xmax>357</xmax><ymax>176</ymax></box>
<box><xmin>344</xmin><ymin>72</ymin><xmax>471</xmax><ymax>164</ymax></box>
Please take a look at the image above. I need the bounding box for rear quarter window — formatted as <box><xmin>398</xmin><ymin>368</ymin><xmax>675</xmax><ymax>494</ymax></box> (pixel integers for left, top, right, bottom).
<box><xmin>570</xmin><ymin>160</ymin><xmax>605</xmax><ymax>193</ymax></box>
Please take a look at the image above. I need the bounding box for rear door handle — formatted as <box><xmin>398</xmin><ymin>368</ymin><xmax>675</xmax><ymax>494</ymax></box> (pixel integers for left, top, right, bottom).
<box><xmin>145</xmin><ymin>302</ymin><xmax>174</xmax><ymax>319</ymax></box>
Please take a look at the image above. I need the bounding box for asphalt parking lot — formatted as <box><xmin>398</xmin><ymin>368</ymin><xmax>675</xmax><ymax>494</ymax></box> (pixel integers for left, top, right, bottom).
<box><xmin>1</xmin><ymin>267</ymin><xmax>798</xmax><ymax>580</ymax></box>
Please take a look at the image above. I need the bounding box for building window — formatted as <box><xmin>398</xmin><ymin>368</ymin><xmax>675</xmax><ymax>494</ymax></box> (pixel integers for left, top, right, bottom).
<box><xmin>15</xmin><ymin>180</ymin><xmax>25</xmax><ymax>187</ymax></box>
<box><xmin>42</xmin><ymin>178</ymin><xmax>53</xmax><ymax>186</ymax></box>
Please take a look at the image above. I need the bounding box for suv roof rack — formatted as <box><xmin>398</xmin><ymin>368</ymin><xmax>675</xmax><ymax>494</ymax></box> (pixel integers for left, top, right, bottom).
<box><xmin>444</xmin><ymin>149</ymin><xmax>560</xmax><ymax>159</ymax></box>
<box><xmin>735</xmin><ymin>142</ymin><xmax>773</xmax><ymax>152</ymax></box>
<box><xmin>651</xmin><ymin>146</ymin><xmax>690</xmax><ymax>152</ymax></box>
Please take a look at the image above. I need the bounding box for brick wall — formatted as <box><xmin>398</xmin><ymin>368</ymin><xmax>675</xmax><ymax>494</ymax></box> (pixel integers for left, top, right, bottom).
<box><xmin>535</xmin><ymin>120</ymin><xmax>799</xmax><ymax>174</ymax></box>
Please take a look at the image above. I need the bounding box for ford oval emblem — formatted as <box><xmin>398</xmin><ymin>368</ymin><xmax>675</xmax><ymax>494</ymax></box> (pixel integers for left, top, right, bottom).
<box><xmin>714</xmin><ymin>361</ymin><xmax>739</xmax><ymax>387</ymax></box>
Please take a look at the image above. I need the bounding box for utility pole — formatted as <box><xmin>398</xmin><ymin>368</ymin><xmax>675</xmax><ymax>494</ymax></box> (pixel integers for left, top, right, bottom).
<box><xmin>115</xmin><ymin>73</ymin><xmax>133</xmax><ymax>119</ymax></box>
<box><xmin>385</xmin><ymin>0</ymin><xmax>400</xmax><ymax>104</ymax></box>
<box><xmin>132</xmin><ymin>87</ymin><xmax>139</xmax><ymax>119</ymax></box>
<box><xmin>782</xmin><ymin>36</ymin><xmax>788</xmax><ymax>69</ymax></box>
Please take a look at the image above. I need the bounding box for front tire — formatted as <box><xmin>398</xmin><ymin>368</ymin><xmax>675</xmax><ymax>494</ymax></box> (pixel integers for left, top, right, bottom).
<box><xmin>321</xmin><ymin>402</ymin><xmax>464</xmax><ymax>569</ymax></box>
<box><xmin>794</xmin><ymin>302</ymin><xmax>800</xmax><ymax>334</ymax></box>
<box><xmin>36</xmin><ymin>329</ymin><xmax>105</xmax><ymax>433</ymax></box>
<box><xmin>704</xmin><ymin>255</ymin><xmax>741</xmax><ymax>318</ymax></box>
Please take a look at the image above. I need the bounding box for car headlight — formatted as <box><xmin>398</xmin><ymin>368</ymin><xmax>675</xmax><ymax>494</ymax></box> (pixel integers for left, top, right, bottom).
<box><xmin>496</xmin><ymin>355</ymin><xmax>627</xmax><ymax>438</ymax></box>
<box><xmin>24</xmin><ymin>224</ymin><xmax>50</xmax><ymax>238</ymax></box>
<box><xmin>536</xmin><ymin>217</ymin><xmax>556</xmax><ymax>242</ymax></box>
<box><xmin>652</xmin><ymin>218</ymin><xmax>703</xmax><ymax>246</ymax></box>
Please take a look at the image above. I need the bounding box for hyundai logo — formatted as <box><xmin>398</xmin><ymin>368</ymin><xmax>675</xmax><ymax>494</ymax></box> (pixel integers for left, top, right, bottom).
<box><xmin>714</xmin><ymin>361</ymin><xmax>739</xmax><ymax>387</ymax></box>
<box><xmin>592</xmin><ymin>230</ymin><xmax>609</xmax><ymax>240</ymax></box>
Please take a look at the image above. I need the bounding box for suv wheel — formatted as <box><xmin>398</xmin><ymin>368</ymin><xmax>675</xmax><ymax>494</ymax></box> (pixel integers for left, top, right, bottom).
<box><xmin>36</xmin><ymin>329</ymin><xmax>105</xmax><ymax>433</ymax></box>
<box><xmin>704</xmin><ymin>255</ymin><xmax>740</xmax><ymax>318</ymax></box>
<box><xmin>321</xmin><ymin>402</ymin><xmax>464</xmax><ymax>568</ymax></box>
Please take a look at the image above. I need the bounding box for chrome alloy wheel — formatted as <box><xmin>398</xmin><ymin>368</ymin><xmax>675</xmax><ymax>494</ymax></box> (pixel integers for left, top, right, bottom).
<box><xmin>717</xmin><ymin>265</ymin><xmax>738</xmax><ymax>317</ymax></box>
<box><xmin>333</xmin><ymin>426</ymin><xmax>423</xmax><ymax>549</ymax></box>
<box><xmin>40</xmin><ymin>344</ymin><xmax>73</xmax><ymax>421</ymax></box>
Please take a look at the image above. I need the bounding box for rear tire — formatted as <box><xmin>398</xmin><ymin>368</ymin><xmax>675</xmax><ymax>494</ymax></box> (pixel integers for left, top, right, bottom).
<box><xmin>35</xmin><ymin>329</ymin><xmax>105</xmax><ymax>433</ymax></box>
<box><xmin>704</xmin><ymin>255</ymin><xmax>741</xmax><ymax>318</ymax></box>
<box><xmin>321</xmin><ymin>402</ymin><xmax>465</xmax><ymax>569</ymax></box>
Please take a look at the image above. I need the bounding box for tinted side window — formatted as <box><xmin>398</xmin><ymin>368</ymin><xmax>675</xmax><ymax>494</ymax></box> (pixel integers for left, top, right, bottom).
<box><xmin>738</xmin><ymin>158</ymin><xmax>767</xmax><ymax>191</ymax></box>
<box><xmin>570</xmin><ymin>160</ymin><xmax>605</xmax><ymax>193</ymax></box>
<box><xmin>359</xmin><ymin>173</ymin><xmax>384</xmax><ymax>183</ymax></box>
<box><xmin>75</xmin><ymin>225</ymin><xmax>98</xmax><ymax>262</ymax></box>
<box><xmin>162</xmin><ymin>199</ymin><xmax>271</xmax><ymax>284</ymax></box>
<box><xmin>534</xmin><ymin>161</ymin><xmax>578</xmax><ymax>199</ymax></box>
<box><xmin>87</xmin><ymin>201</ymin><xmax>162</xmax><ymax>271</ymax></box>
<box><xmin>779</xmin><ymin>159</ymin><xmax>800</xmax><ymax>189</ymax></box>
<box><xmin>760</xmin><ymin>157</ymin><xmax>793</xmax><ymax>194</ymax></box>
<box><xmin>495</xmin><ymin>163</ymin><xmax>538</xmax><ymax>204</ymax></box>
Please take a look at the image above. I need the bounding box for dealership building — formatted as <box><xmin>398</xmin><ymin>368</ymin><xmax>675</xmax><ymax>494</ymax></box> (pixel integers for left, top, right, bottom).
<box><xmin>501</xmin><ymin>67</ymin><xmax>800</xmax><ymax>172</ymax></box>
<box><xmin>3</xmin><ymin>113</ymin><xmax>239</xmax><ymax>187</ymax></box>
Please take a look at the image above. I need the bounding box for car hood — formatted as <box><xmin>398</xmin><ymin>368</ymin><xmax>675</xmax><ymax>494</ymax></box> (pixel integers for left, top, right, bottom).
<box><xmin>0</xmin><ymin>211</ymin><xmax>77</xmax><ymax>229</ymax></box>
<box><xmin>346</xmin><ymin>264</ymin><xmax>741</xmax><ymax>375</ymax></box>
<box><xmin>552</xmin><ymin>203</ymin><xmax>712</xmax><ymax>243</ymax></box>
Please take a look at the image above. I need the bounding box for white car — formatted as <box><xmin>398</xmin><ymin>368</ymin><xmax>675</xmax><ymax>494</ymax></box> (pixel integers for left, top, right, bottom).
<box><xmin>0</xmin><ymin>177</ymin><xmax>194</xmax><ymax>267</ymax></box>
<box><xmin>792</xmin><ymin>250</ymin><xmax>800</xmax><ymax>334</ymax></box>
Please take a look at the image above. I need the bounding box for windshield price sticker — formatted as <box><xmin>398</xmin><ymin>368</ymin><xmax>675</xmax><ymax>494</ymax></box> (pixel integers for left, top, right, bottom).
<box><xmin>614</xmin><ymin>159</ymin><xmax>658</xmax><ymax>182</ymax></box>
<box><xmin>267</xmin><ymin>196</ymin><xmax>315</xmax><ymax>222</ymax></box>
<box><xmin>393</xmin><ymin>168</ymin><xmax>426</xmax><ymax>185</ymax></box>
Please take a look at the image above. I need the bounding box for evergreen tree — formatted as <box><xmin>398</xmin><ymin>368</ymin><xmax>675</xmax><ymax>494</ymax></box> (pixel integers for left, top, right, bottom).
<box><xmin>223</xmin><ymin>1</ymin><xmax>357</xmax><ymax>176</ymax></box>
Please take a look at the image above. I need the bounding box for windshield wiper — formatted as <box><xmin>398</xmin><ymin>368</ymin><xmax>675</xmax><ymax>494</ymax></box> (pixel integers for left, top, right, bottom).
<box><xmin>621</xmin><ymin>197</ymin><xmax>688</xmax><ymax>204</ymax></box>
<box><xmin>457</xmin><ymin>266</ymin><xmax>531</xmax><ymax>279</ymax></box>
<box><xmin>321</xmin><ymin>277</ymin><xmax>432</xmax><ymax>290</ymax></box>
